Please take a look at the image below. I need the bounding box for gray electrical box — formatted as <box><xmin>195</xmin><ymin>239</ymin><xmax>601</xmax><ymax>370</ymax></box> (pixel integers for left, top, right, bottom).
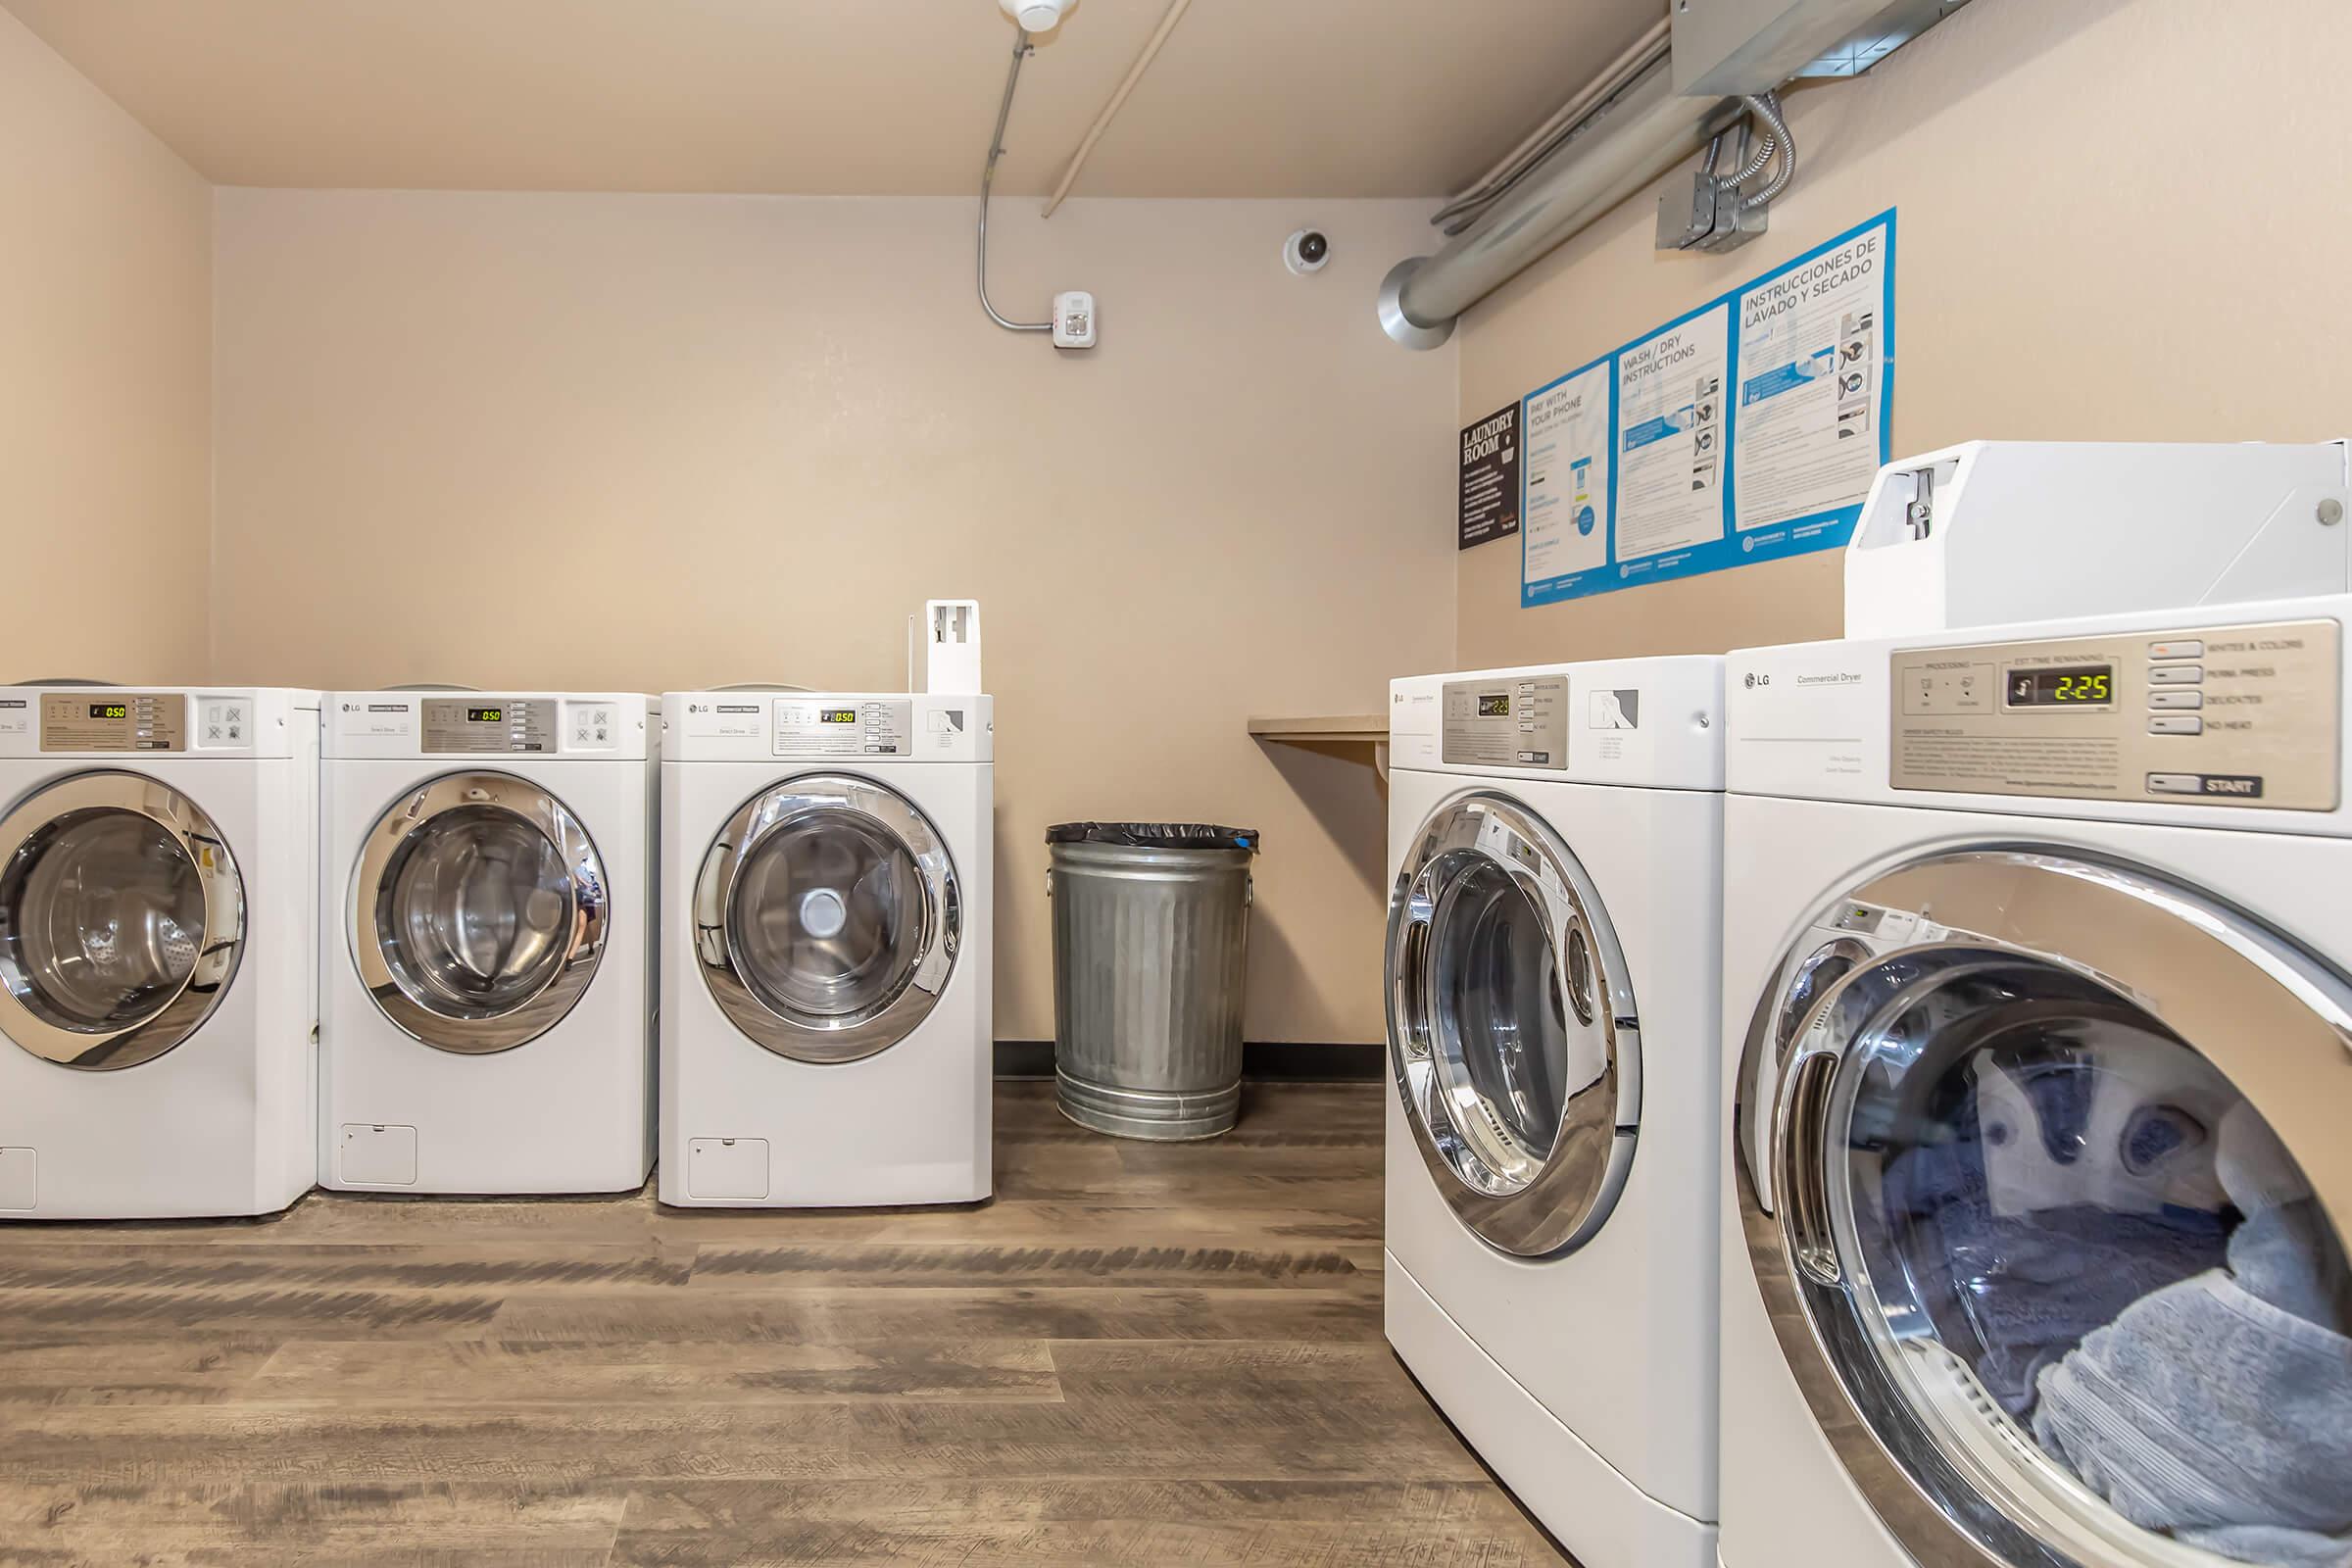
<box><xmin>1672</xmin><ymin>0</ymin><xmax>1973</xmax><ymax>97</ymax></box>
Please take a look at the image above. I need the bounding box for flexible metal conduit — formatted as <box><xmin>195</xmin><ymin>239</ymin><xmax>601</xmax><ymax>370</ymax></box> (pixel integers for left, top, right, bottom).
<box><xmin>1379</xmin><ymin>58</ymin><xmax>1745</xmax><ymax>349</ymax></box>
<box><xmin>1725</xmin><ymin>119</ymin><xmax>1778</xmax><ymax>186</ymax></box>
<box><xmin>1738</xmin><ymin>91</ymin><xmax>1796</xmax><ymax>208</ymax></box>
<box><xmin>979</xmin><ymin>30</ymin><xmax>1051</xmax><ymax>333</ymax></box>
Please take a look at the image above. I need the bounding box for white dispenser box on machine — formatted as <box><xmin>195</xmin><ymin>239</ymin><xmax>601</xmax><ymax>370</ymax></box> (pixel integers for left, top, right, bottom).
<box><xmin>914</xmin><ymin>600</ymin><xmax>983</xmax><ymax>694</ymax></box>
<box><xmin>1844</xmin><ymin>440</ymin><xmax>2350</xmax><ymax>638</ymax></box>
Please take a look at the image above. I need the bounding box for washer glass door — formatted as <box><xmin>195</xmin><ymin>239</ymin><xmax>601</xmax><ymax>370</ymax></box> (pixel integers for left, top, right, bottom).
<box><xmin>1386</xmin><ymin>790</ymin><xmax>1639</xmax><ymax>1257</ymax></box>
<box><xmin>352</xmin><ymin>772</ymin><xmax>609</xmax><ymax>1054</ymax></box>
<box><xmin>1739</xmin><ymin>848</ymin><xmax>2352</xmax><ymax>1568</ymax></box>
<box><xmin>694</xmin><ymin>774</ymin><xmax>958</xmax><ymax>1064</ymax></box>
<box><xmin>0</xmin><ymin>770</ymin><xmax>244</xmax><ymax>1070</ymax></box>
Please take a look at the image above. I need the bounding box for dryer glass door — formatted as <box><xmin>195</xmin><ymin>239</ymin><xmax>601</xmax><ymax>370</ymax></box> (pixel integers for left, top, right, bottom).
<box><xmin>1739</xmin><ymin>847</ymin><xmax>2352</xmax><ymax>1568</ymax></box>
<box><xmin>352</xmin><ymin>772</ymin><xmax>609</xmax><ymax>1054</ymax></box>
<box><xmin>694</xmin><ymin>774</ymin><xmax>958</xmax><ymax>1065</ymax></box>
<box><xmin>1386</xmin><ymin>790</ymin><xmax>1638</xmax><ymax>1257</ymax></box>
<box><xmin>0</xmin><ymin>770</ymin><xmax>244</xmax><ymax>1070</ymax></box>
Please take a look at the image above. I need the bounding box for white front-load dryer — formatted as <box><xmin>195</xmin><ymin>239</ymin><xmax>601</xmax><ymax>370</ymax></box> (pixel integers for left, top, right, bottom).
<box><xmin>1721</xmin><ymin>595</ymin><xmax>2352</xmax><ymax>1568</ymax></box>
<box><xmin>0</xmin><ymin>685</ymin><xmax>318</xmax><ymax>1218</ymax></box>
<box><xmin>660</xmin><ymin>690</ymin><xmax>992</xmax><ymax>1208</ymax></box>
<box><xmin>1384</xmin><ymin>656</ymin><xmax>1726</xmax><ymax>1568</ymax></box>
<box><xmin>320</xmin><ymin>691</ymin><xmax>656</xmax><ymax>1194</ymax></box>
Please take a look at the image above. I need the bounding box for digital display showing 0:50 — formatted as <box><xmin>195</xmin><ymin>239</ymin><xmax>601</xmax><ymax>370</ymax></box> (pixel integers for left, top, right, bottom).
<box><xmin>466</xmin><ymin>708</ymin><xmax>505</xmax><ymax>724</ymax></box>
<box><xmin>2007</xmin><ymin>666</ymin><xmax>2114</xmax><ymax>707</ymax></box>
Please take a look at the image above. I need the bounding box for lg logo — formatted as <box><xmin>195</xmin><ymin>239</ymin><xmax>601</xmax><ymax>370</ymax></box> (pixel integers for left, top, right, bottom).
<box><xmin>1743</xmin><ymin>671</ymin><xmax>1770</xmax><ymax>690</ymax></box>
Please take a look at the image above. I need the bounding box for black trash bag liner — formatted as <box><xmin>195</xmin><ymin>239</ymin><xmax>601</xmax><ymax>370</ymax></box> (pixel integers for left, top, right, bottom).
<box><xmin>1047</xmin><ymin>822</ymin><xmax>1258</xmax><ymax>853</ymax></box>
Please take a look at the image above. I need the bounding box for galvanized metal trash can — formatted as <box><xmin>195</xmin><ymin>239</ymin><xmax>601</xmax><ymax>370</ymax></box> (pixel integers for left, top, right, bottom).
<box><xmin>1046</xmin><ymin>822</ymin><xmax>1258</xmax><ymax>1140</ymax></box>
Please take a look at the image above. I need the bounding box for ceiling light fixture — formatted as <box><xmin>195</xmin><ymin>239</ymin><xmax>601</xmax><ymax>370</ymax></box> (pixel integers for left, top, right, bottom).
<box><xmin>999</xmin><ymin>0</ymin><xmax>1070</xmax><ymax>33</ymax></box>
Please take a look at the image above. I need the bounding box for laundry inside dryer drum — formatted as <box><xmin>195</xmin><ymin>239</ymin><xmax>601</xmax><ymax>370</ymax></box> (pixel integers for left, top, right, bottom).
<box><xmin>1764</xmin><ymin>914</ymin><xmax>2352</xmax><ymax>1568</ymax></box>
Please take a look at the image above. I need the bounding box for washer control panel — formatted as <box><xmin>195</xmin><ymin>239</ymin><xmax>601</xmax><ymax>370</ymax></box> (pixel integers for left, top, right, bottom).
<box><xmin>420</xmin><ymin>698</ymin><xmax>557</xmax><ymax>754</ymax></box>
<box><xmin>1443</xmin><ymin>675</ymin><xmax>1568</xmax><ymax>769</ymax></box>
<box><xmin>40</xmin><ymin>692</ymin><xmax>186</xmax><ymax>752</ymax></box>
<box><xmin>1890</xmin><ymin>617</ymin><xmax>2340</xmax><ymax>808</ymax></box>
<box><xmin>775</xmin><ymin>697</ymin><xmax>911</xmax><ymax>758</ymax></box>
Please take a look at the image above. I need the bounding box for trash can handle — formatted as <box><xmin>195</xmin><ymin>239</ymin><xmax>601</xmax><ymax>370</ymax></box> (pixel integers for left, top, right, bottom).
<box><xmin>1045</xmin><ymin>866</ymin><xmax>1054</xmax><ymax>898</ymax></box>
<box><xmin>1245</xmin><ymin>873</ymin><xmax>1254</xmax><ymax>907</ymax></box>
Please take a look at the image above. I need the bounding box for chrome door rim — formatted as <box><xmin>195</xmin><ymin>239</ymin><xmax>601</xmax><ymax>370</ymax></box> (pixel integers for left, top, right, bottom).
<box><xmin>1385</xmin><ymin>789</ymin><xmax>1640</xmax><ymax>1257</ymax></box>
<box><xmin>1736</xmin><ymin>844</ymin><xmax>2352</xmax><ymax>1568</ymax></box>
<box><xmin>350</xmin><ymin>771</ymin><xmax>610</xmax><ymax>1054</ymax></box>
<box><xmin>694</xmin><ymin>772</ymin><xmax>958</xmax><ymax>1065</ymax></box>
<box><xmin>0</xmin><ymin>770</ymin><xmax>244</xmax><ymax>1070</ymax></box>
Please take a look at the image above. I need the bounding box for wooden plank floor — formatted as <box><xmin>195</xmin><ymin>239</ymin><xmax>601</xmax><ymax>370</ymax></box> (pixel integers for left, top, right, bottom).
<box><xmin>0</xmin><ymin>1082</ymin><xmax>1567</xmax><ymax>1566</ymax></box>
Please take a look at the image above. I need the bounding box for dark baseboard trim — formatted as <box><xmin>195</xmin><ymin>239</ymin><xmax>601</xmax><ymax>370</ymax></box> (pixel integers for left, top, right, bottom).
<box><xmin>994</xmin><ymin>1041</ymin><xmax>1056</xmax><ymax>1080</ymax></box>
<box><xmin>993</xmin><ymin>1041</ymin><xmax>1383</xmax><ymax>1083</ymax></box>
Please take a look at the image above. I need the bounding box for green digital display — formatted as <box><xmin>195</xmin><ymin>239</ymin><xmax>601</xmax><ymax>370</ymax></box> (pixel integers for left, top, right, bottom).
<box><xmin>820</xmin><ymin>709</ymin><xmax>858</xmax><ymax>724</ymax></box>
<box><xmin>467</xmin><ymin>708</ymin><xmax>505</xmax><ymax>723</ymax></box>
<box><xmin>1477</xmin><ymin>694</ymin><xmax>1511</xmax><ymax>717</ymax></box>
<box><xmin>2008</xmin><ymin>666</ymin><xmax>2113</xmax><ymax>707</ymax></box>
<box><xmin>88</xmin><ymin>703</ymin><xmax>128</xmax><ymax>720</ymax></box>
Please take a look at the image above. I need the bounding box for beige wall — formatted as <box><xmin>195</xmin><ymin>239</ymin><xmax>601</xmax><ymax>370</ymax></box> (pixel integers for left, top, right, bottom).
<box><xmin>1456</xmin><ymin>0</ymin><xmax>2352</xmax><ymax>668</ymax></box>
<box><xmin>0</xmin><ymin>9</ymin><xmax>211</xmax><ymax>683</ymax></box>
<box><xmin>212</xmin><ymin>191</ymin><xmax>1456</xmax><ymax>1043</ymax></box>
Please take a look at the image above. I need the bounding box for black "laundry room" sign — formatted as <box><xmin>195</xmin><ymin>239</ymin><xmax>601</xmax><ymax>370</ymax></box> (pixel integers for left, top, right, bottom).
<box><xmin>1458</xmin><ymin>403</ymin><xmax>1520</xmax><ymax>550</ymax></box>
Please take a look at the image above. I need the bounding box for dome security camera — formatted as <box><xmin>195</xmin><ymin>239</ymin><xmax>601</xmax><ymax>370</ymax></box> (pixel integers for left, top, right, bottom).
<box><xmin>1284</xmin><ymin>228</ymin><xmax>1331</xmax><ymax>275</ymax></box>
<box><xmin>1000</xmin><ymin>0</ymin><xmax>1070</xmax><ymax>31</ymax></box>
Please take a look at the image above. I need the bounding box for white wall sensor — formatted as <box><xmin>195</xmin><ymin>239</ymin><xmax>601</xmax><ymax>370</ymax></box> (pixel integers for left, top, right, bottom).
<box><xmin>1053</xmin><ymin>291</ymin><xmax>1097</xmax><ymax>349</ymax></box>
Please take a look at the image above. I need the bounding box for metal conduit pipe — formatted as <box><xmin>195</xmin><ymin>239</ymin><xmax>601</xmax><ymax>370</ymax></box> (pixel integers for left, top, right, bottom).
<box><xmin>1737</xmin><ymin>91</ymin><xmax>1797</xmax><ymax>209</ymax></box>
<box><xmin>979</xmin><ymin>30</ymin><xmax>1052</xmax><ymax>334</ymax></box>
<box><xmin>1725</xmin><ymin>122</ymin><xmax>1778</xmax><ymax>185</ymax></box>
<box><xmin>1378</xmin><ymin>60</ymin><xmax>1745</xmax><ymax>350</ymax></box>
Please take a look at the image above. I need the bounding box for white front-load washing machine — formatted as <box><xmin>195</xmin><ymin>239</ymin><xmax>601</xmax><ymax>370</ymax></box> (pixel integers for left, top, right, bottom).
<box><xmin>320</xmin><ymin>691</ymin><xmax>656</xmax><ymax>1194</ymax></box>
<box><xmin>1384</xmin><ymin>656</ymin><xmax>1726</xmax><ymax>1568</ymax></box>
<box><xmin>0</xmin><ymin>685</ymin><xmax>318</xmax><ymax>1218</ymax></box>
<box><xmin>1721</xmin><ymin>595</ymin><xmax>2352</xmax><ymax>1568</ymax></box>
<box><xmin>660</xmin><ymin>690</ymin><xmax>992</xmax><ymax>1207</ymax></box>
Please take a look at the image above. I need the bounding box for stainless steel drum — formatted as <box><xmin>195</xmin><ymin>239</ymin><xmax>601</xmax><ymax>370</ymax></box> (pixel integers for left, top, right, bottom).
<box><xmin>1385</xmin><ymin>790</ymin><xmax>1639</xmax><ymax>1258</ymax></box>
<box><xmin>695</xmin><ymin>773</ymin><xmax>960</xmax><ymax>1065</ymax></box>
<box><xmin>351</xmin><ymin>771</ymin><xmax>610</xmax><ymax>1054</ymax></box>
<box><xmin>0</xmin><ymin>770</ymin><xmax>244</xmax><ymax>1071</ymax></box>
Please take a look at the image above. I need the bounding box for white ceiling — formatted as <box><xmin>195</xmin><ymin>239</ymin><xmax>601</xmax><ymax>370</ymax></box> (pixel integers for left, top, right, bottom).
<box><xmin>2</xmin><ymin>0</ymin><xmax>1663</xmax><ymax>197</ymax></box>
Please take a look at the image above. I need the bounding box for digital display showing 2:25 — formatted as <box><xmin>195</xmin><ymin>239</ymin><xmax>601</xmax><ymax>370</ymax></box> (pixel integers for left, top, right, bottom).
<box><xmin>2007</xmin><ymin>666</ymin><xmax>2113</xmax><ymax>707</ymax></box>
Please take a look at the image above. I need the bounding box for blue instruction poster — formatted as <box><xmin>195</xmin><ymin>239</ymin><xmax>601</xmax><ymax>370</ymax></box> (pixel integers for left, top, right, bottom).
<box><xmin>1521</xmin><ymin>210</ymin><xmax>1894</xmax><ymax>607</ymax></box>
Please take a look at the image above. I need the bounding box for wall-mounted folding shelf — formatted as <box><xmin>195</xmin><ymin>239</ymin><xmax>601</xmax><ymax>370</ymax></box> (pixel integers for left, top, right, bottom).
<box><xmin>1247</xmin><ymin>712</ymin><xmax>1390</xmax><ymax>776</ymax></box>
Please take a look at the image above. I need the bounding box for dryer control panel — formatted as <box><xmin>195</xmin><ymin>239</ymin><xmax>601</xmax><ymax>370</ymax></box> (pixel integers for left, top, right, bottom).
<box><xmin>775</xmin><ymin>697</ymin><xmax>912</xmax><ymax>758</ymax></box>
<box><xmin>420</xmin><ymin>698</ymin><xmax>558</xmax><ymax>754</ymax></box>
<box><xmin>1890</xmin><ymin>617</ymin><xmax>2341</xmax><ymax>808</ymax></box>
<box><xmin>39</xmin><ymin>692</ymin><xmax>185</xmax><ymax>752</ymax></box>
<box><xmin>1442</xmin><ymin>676</ymin><xmax>1568</xmax><ymax>769</ymax></box>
